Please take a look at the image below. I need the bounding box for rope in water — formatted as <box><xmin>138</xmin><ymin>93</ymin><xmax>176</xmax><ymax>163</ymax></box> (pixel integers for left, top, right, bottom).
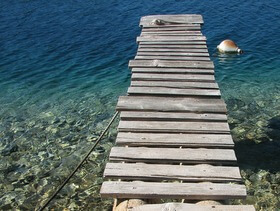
<box><xmin>37</xmin><ymin>111</ymin><xmax>120</xmax><ymax>211</ymax></box>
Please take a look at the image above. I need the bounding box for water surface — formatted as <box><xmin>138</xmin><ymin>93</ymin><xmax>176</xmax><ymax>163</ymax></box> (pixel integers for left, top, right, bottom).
<box><xmin>0</xmin><ymin>0</ymin><xmax>280</xmax><ymax>210</ymax></box>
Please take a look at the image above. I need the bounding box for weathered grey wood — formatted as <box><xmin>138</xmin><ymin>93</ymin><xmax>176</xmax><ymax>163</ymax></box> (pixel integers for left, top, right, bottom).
<box><xmin>116</xmin><ymin>133</ymin><xmax>234</xmax><ymax>148</ymax></box>
<box><xmin>128</xmin><ymin>87</ymin><xmax>221</xmax><ymax>97</ymax></box>
<box><xmin>131</xmin><ymin>81</ymin><xmax>218</xmax><ymax>89</ymax></box>
<box><xmin>117</xmin><ymin>96</ymin><xmax>227</xmax><ymax>113</ymax></box>
<box><xmin>137</xmin><ymin>48</ymin><xmax>208</xmax><ymax>53</ymax></box>
<box><xmin>141</xmin><ymin>31</ymin><xmax>202</xmax><ymax>36</ymax></box>
<box><xmin>120</xmin><ymin>111</ymin><xmax>226</xmax><ymax>122</ymax></box>
<box><xmin>143</xmin><ymin>23</ymin><xmax>201</xmax><ymax>28</ymax></box>
<box><xmin>109</xmin><ymin>147</ymin><xmax>236</xmax><ymax>164</ymax></box>
<box><xmin>137</xmin><ymin>52</ymin><xmax>209</xmax><ymax>57</ymax></box>
<box><xmin>131</xmin><ymin>68</ymin><xmax>214</xmax><ymax>74</ymax></box>
<box><xmin>133</xmin><ymin>203</ymin><xmax>255</xmax><ymax>211</ymax></box>
<box><xmin>140</xmin><ymin>15</ymin><xmax>204</xmax><ymax>26</ymax></box>
<box><xmin>135</xmin><ymin>55</ymin><xmax>210</xmax><ymax>61</ymax></box>
<box><xmin>142</xmin><ymin>24</ymin><xmax>201</xmax><ymax>29</ymax></box>
<box><xmin>137</xmin><ymin>36</ymin><xmax>206</xmax><ymax>42</ymax></box>
<box><xmin>129</xmin><ymin>60</ymin><xmax>214</xmax><ymax>69</ymax></box>
<box><xmin>104</xmin><ymin>163</ymin><xmax>242</xmax><ymax>182</ymax></box>
<box><xmin>99</xmin><ymin>14</ymin><xmax>251</xmax><ymax>205</ymax></box>
<box><xmin>118</xmin><ymin>120</ymin><xmax>230</xmax><ymax>134</ymax></box>
<box><xmin>139</xmin><ymin>41</ymin><xmax>207</xmax><ymax>45</ymax></box>
<box><xmin>101</xmin><ymin>181</ymin><xmax>246</xmax><ymax>199</ymax></box>
<box><xmin>139</xmin><ymin>44</ymin><xmax>207</xmax><ymax>49</ymax></box>
<box><xmin>131</xmin><ymin>73</ymin><xmax>215</xmax><ymax>82</ymax></box>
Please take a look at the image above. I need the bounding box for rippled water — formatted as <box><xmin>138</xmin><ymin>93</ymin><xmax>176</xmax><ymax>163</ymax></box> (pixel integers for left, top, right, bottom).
<box><xmin>1</xmin><ymin>0</ymin><xmax>280</xmax><ymax>210</ymax></box>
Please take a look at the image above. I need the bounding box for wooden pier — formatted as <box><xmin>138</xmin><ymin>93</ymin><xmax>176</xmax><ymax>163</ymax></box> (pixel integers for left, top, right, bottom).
<box><xmin>100</xmin><ymin>15</ymin><xmax>255</xmax><ymax>211</ymax></box>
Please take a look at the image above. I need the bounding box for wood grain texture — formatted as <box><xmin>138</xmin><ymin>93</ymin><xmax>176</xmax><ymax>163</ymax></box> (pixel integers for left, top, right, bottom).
<box><xmin>131</xmin><ymin>68</ymin><xmax>214</xmax><ymax>74</ymax></box>
<box><xmin>137</xmin><ymin>35</ymin><xmax>206</xmax><ymax>42</ymax></box>
<box><xmin>120</xmin><ymin>111</ymin><xmax>227</xmax><ymax>122</ymax></box>
<box><xmin>131</xmin><ymin>81</ymin><xmax>218</xmax><ymax>89</ymax></box>
<box><xmin>116</xmin><ymin>132</ymin><xmax>234</xmax><ymax>148</ymax></box>
<box><xmin>104</xmin><ymin>163</ymin><xmax>242</xmax><ymax>182</ymax></box>
<box><xmin>137</xmin><ymin>52</ymin><xmax>209</xmax><ymax>57</ymax></box>
<box><xmin>135</xmin><ymin>55</ymin><xmax>210</xmax><ymax>61</ymax></box>
<box><xmin>131</xmin><ymin>73</ymin><xmax>215</xmax><ymax>82</ymax></box>
<box><xmin>139</xmin><ymin>44</ymin><xmax>207</xmax><ymax>49</ymax></box>
<box><xmin>142</xmin><ymin>23</ymin><xmax>201</xmax><ymax>27</ymax></box>
<box><xmin>129</xmin><ymin>60</ymin><xmax>214</xmax><ymax>69</ymax></box>
<box><xmin>133</xmin><ymin>203</ymin><xmax>255</xmax><ymax>211</ymax></box>
<box><xmin>140</xmin><ymin>15</ymin><xmax>204</xmax><ymax>26</ymax></box>
<box><xmin>118</xmin><ymin>120</ymin><xmax>230</xmax><ymax>134</ymax></box>
<box><xmin>117</xmin><ymin>96</ymin><xmax>227</xmax><ymax>113</ymax></box>
<box><xmin>138</xmin><ymin>41</ymin><xmax>207</xmax><ymax>45</ymax></box>
<box><xmin>141</xmin><ymin>31</ymin><xmax>202</xmax><ymax>35</ymax></box>
<box><xmin>127</xmin><ymin>87</ymin><xmax>221</xmax><ymax>97</ymax></box>
<box><xmin>137</xmin><ymin>48</ymin><xmax>208</xmax><ymax>53</ymax></box>
<box><xmin>142</xmin><ymin>25</ymin><xmax>201</xmax><ymax>31</ymax></box>
<box><xmin>109</xmin><ymin>147</ymin><xmax>237</xmax><ymax>164</ymax></box>
<box><xmin>99</xmin><ymin>14</ymin><xmax>250</xmax><ymax>204</ymax></box>
<box><xmin>100</xmin><ymin>181</ymin><xmax>247</xmax><ymax>199</ymax></box>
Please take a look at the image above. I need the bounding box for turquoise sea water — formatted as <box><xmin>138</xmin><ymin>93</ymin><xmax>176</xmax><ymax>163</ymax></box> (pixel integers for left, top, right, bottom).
<box><xmin>1</xmin><ymin>0</ymin><xmax>280</xmax><ymax>210</ymax></box>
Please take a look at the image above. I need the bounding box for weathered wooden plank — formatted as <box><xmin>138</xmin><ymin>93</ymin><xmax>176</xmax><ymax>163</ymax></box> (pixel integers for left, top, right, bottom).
<box><xmin>118</xmin><ymin>120</ymin><xmax>230</xmax><ymax>134</ymax></box>
<box><xmin>139</xmin><ymin>44</ymin><xmax>207</xmax><ymax>49</ymax></box>
<box><xmin>100</xmin><ymin>181</ymin><xmax>247</xmax><ymax>199</ymax></box>
<box><xmin>142</xmin><ymin>26</ymin><xmax>201</xmax><ymax>31</ymax></box>
<box><xmin>128</xmin><ymin>87</ymin><xmax>221</xmax><ymax>97</ymax></box>
<box><xmin>133</xmin><ymin>203</ymin><xmax>255</xmax><ymax>211</ymax></box>
<box><xmin>137</xmin><ymin>48</ymin><xmax>208</xmax><ymax>53</ymax></box>
<box><xmin>129</xmin><ymin>60</ymin><xmax>214</xmax><ymax>69</ymax></box>
<box><xmin>131</xmin><ymin>73</ymin><xmax>215</xmax><ymax>82</ymax></box>
<box><xmin>109</xmin><ymin>147</ymin><xmax>236</xmax><ymax>164</ymax></box>
<box><xmin>137</xmin><ymin>52</ymin><xmax>209</xmax><ymax>57</ymax></box>
<box><xmin>142</xmin><ymin>23</ymin><xmax>201</xmax><ymax>28</ymax></box>
<box><xmin>131</xmin><ymin>68</ymin><xmax>214</xmax><ymax>74</ymax></box>
<box><xmin>141</xmin><ymin>31</ymin><xmax>202</xmax><ymax>36</ymax></box>
<box><xmin>117</xmin><ymin>96</ymin><xmax>227</xmax><ymax>113</ymax></box>
<box><xmin>131</xmin><ymin>81</ymin><xmax>218</xmax><ymax>89</ymax></box>
<box><xmin>138</xmin><ymin>41</ymin><xmax>207</xmax><ymax>45</ymax></box>
<box><xmin>116</xmin><ymin>133</ymin><xmax>234</xmax><ymax>148</ymax></box>
<box><xmin>120</xmin><ymin>111</ymin><xmax>226</xmax><ymax>122</ymax></box>
<box><xmin>140</xmin><ymin>15</ymin><xmax>204</xmax><ymax>26</ymax></box>
<box><xmin>104</xmin><ymin>163</ymin><xmax>242</xmax><ymax>182</ymax></box>
<box><xmin>135</xmin><ymin>55</ymin><xmax>210</xmax><ymax>61</ymax></box>
<box><xmin>137</xmin><ymin>36</ymin><xmax>206</xmax><ymax>42</ymax></box>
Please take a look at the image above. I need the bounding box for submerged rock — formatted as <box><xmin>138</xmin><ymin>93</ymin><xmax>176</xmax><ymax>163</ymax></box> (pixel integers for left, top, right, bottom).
<box><xmin>1</xmin><ymin>143</ymin><xmax>19</xmax><ymax>156</ymax></box>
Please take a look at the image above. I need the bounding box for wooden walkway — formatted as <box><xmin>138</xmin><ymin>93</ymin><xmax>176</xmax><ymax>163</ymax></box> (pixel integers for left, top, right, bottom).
<box><xmin>100</xmin><ymin>15</ymin><xmax>254</xmax><ymax>211</ymax></box>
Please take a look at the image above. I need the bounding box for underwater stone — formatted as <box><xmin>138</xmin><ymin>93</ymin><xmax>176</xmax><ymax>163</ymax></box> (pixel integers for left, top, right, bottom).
<box><xmin>227</xmin><ymin>98</ymin><xmax>246</xmax><ymax>111</ymax></box>
<box><xmin>249</xmin><ymin>173</ymin><xmax>262</xmax><ymax>184</ymax></box>
<box><xmin>1</xmin><ymin>143</ymin><xmax>19</xmax><ymax>156</ymax></box>
<box><xmin>52</xmin><ymin>117</ymin><xmax>60</xmax><ymax>124</ymax></box>
<box><xmin>245</xmin><ymin>132</ymin><xmax>255</xmax><ymax>140</ymax></box>
<box><xmin>6</xmin><ymin>184</ymin><xmax>14</xmax><ymax>191</ymax></box>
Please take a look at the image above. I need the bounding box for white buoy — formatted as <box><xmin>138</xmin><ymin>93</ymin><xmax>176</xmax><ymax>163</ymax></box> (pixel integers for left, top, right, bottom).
<box><xmin>217</xmin><ymin>39</ymin><xmax>243</xmax><ymax>53</ymax></box>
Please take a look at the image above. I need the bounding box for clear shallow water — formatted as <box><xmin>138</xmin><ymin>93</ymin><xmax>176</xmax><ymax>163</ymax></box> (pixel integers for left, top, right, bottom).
<box><xmin>1</xmin><ymin>0</ymin><xmax>280</xmax><ymax>210</ymax></box>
